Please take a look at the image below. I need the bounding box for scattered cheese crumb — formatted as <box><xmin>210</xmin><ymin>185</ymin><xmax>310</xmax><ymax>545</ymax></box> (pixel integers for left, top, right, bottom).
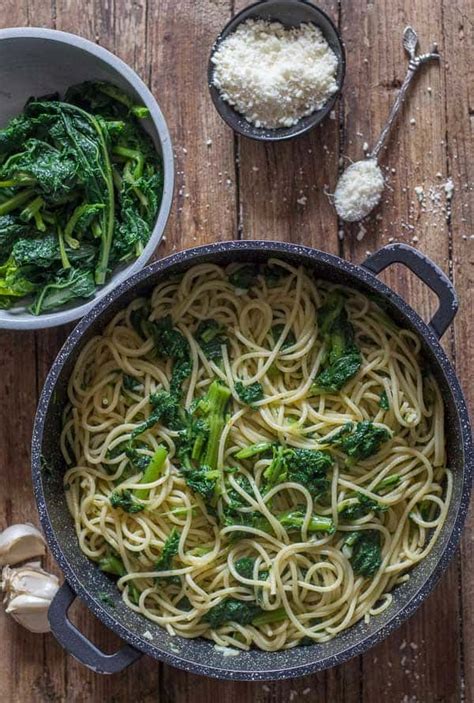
<box><xmin>414</xmin><ymin>185</ymin><xmax>424</xmax><ymax>203</ymax></box>
<box><xmin>214</xmin><ymin>644</ymin><xmax>241</xmax><ymax>657</ymax></box>
<box><xmin>334</xmin><ymin>159</ymin><xmax>384</xmax><ymax>222</ymax></box>
<box><xmin>143</xmin><ymin>630</ymin><xmax>153</xmax><ymax>640</ymax></box>
<box><xmin>206</xmin><ymin>138</ymin><xmax>213</xmax><ymax>146</ymax></box>
<box><xmin>211</xmin><ymin>20</ymin><xmax>339</xmax><ymax>128</ymax></box>
<box><xmin>297</xmin><ymin>195</ymin><xmax>308</xmax><ymax>206</ymax></box>
<box><xmin>362</xmin><ymin>141</ymin><xmax>369</xmax><ymax>152</ymax></box>
<box><xmin>444</xmin><ymin>178</ymin><xmax>454</xmax><ymax>200</ymax></box>
<box><xmin>356</xmin><ymin>223</ymin><xmax>367</xmax><ymax>241</ymax></box>
<box><xmin>410</xmin><ymin>118</ymin><xmax>416</xmax><ymax>125</ymax></box>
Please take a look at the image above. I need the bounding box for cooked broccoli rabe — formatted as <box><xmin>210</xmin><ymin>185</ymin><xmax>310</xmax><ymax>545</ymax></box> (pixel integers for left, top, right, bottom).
<box><xmin>277</xmin><ymin>509</ymin><xmax>335</xmax><ymax>534</ymax></box>
<box><xmin>228</xmin><ymin>264</ymin><xmax>258</xmax><ymax>290</ymax></box>
<box><xmin>235</xmin><ymin>442</ymin><xmax>273</xmax><ymax>460</ymax></box>
<box><xmin>205</xmin><ymin>598</ymin><xmax>262</xmax><ymax>628</ymax></box>
<box><xmin>177</xmin><ymin>381</ymin><xmax>231</xmax><ymax>508</ymax></box>
<box><xmin>344</xmin><ymin>530</ymin><xmax>382</xmax><ymax>577</ymax></box>
<box><xmin>195</xmin><ymin>320</ymin><xmax>227</xmax><ymax>360</ymax></box>
<box><xmin>338</xmin><ymin>492</ymin><xmax>387</xmax><ymax>520</ymax></box>
<box><xmin>312</xmin><ymin>291</ymin><xmax>362</xmax><ymax>394</ymax></box>
<box><xmin>134</xmin><ymin>445</ymin><xmax>168</xmax><ymax>500</ymax></box>
<box><xmin>234</xmin><ymin>557</ymin><xmax>257</xmax><ymax>579</ymax></box>
<box><xmin>155</xmin><ymin>528</ymin><xmax>181</xmax><ymax>583</ymax></box>
<box><xmin>0</xmin><ymin>81</ymin><xmax>163</xmax><ymax>313</ymax></box>
<box><xmin>235</xmin><ymin>380</ymin><xmax>264</xmax><ymax>407</ymax></box>
<box><xmin>263</xmin><ymin>445</ymin><xmax>332</xmax><ymax>495</ymax></box>
<box><xmin>263</xmin><ymin>262</ymin><xmax>289</xmax><ymax>288</ymax></box>
<box><xmin>205</xmin><ymin>597</ymin><xmax>287</xmax><ymax>628</ymax></box>
<box><xmin>326</xmin><ymin>421</ymin><xmax>391</xmax><ymax>461</ymax></box>
<box><xmin>98</xmin><ymin>551</ymin><xmax>140</xmax><ymax>604</ymax></box>
<box><xmin>153</xmin><ymin>315</ymin><xmax>190</xmax><ymax>361</ymax></box>
<box><xmin>110</xmin><ymin>489</ymin><xmax>143</xmax><ymax>513</ymax></box>
<box><xmin>271</xmin><ymin>324</ymin><xmax>296</xmax><ymax>350</ymax></box>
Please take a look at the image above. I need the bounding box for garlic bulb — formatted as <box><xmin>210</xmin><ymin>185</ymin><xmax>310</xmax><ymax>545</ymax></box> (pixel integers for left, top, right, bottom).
<box><xmin>0</xmin><ymin>524</ymin><xmax>46</xmax><ymax>566</ymax></box>
<box><xmin>2</xmin><ymin>562</ymin><xmax>59</xmax><ymax>633</ymax></box>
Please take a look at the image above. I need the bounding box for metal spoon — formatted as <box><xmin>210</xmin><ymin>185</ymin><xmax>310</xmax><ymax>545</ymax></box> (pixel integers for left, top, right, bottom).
<box><xmin>334</xmin><ymin>27</ymin><xmax>440</xmax><ymax>223</ymax></box>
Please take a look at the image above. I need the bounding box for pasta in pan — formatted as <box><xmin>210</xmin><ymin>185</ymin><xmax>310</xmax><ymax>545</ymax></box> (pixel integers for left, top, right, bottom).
<box><xmin>61</xmin><ymin>259</ymin><xmax>451</xmax><ymax>651</ymax></box>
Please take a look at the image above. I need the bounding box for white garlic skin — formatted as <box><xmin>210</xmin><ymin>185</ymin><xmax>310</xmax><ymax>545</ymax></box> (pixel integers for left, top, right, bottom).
<box><xmin>2</xmin><ymin>562</ymin><xmax>59</xmax><ymax>633</ymax></box>
<box><xmin>0</xmin><ymin>524</ymin><xmax>46</xmax><ymax>566</ymax></box>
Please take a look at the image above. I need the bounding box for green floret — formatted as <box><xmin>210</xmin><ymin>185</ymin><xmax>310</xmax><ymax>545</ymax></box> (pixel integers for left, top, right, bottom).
<box><xmin>338</xmin><ymin>492</ymin><xmax>387</xmax><ymax>520</ymax></box>
<box><xmin>182</xmin><ymin>465</ymin><xmax>221</xmax><ymax>507</ymax></box>
<box><xmin>153</xmin><ymin>315</ymin><xmax>189</xmax><ymax>361</ymax></box>
<box><xmin>346</xmin><ymin>530</ymin><xmax>382</xmax><ymax>578</ymax></box>
<box><xmin>205</xmin><ymin>598</ymin><xmax>262</xmax><ymax>628</ymax></box>
<box><xmin>285</xmin><ymin>448</ymin><xmax>333</xmax><ymax>496</ymax></box>
<box><xmin>312</xmin><ymin>291</ymin><xmax>362</xmax><ymax>394</ymax></box>
<box><xmin>263</xmin><ymin>445</ymin><xmax>332</xmax><ymax>495</ymax></box>
<box><xmin>235</xmin><ymin>380</ymin><xmax>264</xmax><ymax>407</ymax></box>
<box><xmin>195</xmin><ymin>319</ymin><xmax>227</xmax><ymax>360</ymax></box>
<box><xmin>228</xmin><ymin>264</ymin><xmax>258</xmax><ymax>290</ymax></box>
<box><xmin>155</xmin><ymin>528</ymin><xmax>181</xmax><ymax>584</ymax></box>
<box><xmin>234</xmin><ymin>557</ymin><xmax>256</xmax><ymax>579</ymax></box>
<box><xmin>110</xmin><ymin>488</ymin><xmax>143</xmax><ymax>513</ymax></box>
<box><xmin>327</xmin><ymin>420</ymin><xmax>391</xmax><ymax>461</ymax></box>
<box><xmin>98</xmin><ymin>552</ymin><xmax>140</xmax><ymax>604</ymax></box>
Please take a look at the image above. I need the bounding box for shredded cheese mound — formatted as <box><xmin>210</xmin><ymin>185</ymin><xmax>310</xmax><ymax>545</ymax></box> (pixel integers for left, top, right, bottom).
<box><xmin>211</xmin><ymin>19</ymin><xmax>339</xmax><ymax>129</ymax></box>
<box><xmin>334</xmin><ymin>159</ymin><xmax>385</xmax><ymax>222</ymax></box>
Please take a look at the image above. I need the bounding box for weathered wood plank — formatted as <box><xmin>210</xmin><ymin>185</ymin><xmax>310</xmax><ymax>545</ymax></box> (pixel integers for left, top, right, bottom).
<box><xmin>147</xmin><ymin>0</ymin><xmax>237</xmax><ymax>259</ymax></box>
<box><xmin>442</xmin><ymin>2</ymin><xmax>474</xmax><ymax>702</ymax></box>
<box><xmin>340</xmin><ymin>2</ymin><xmax>462</xmax><ymax>702</ymax></box>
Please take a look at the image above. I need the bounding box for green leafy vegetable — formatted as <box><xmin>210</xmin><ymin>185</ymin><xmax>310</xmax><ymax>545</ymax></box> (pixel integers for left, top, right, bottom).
<box><xmin>312</xmin><ymin>291</ymin><xmax>362</xmax><ymax>393</ymax></box>
<box><xmin>338</xmin><ymin>492</ymin><xmax>387</xmax><ymax>520</ymax></box>
<box><xmin>195</xmin><ymin>319</ymin><xmax>227</xmax><ymax>360</ymax></box>
<box><xmin>155</xmin><ymin>528</ymin><xmax>180</xmax><ymax>575</ymax></box>
<box><xmin>346</xmin><ymin>530</ymin><xmax>382</xmax><ymax>577</ymax></box>
<box><xmin>263</xmin><ymin>445</ymin><xmax>332</xmax><ymax>495</ymax></box>
<box><xmin>271</xmin><ymin>324</ymin><xmax>296</xmax><ymax>350</ymax></box>
<box><xmin>205</xmin><ymin>598</ymin><xmax>262</xmax><ymax>628</ymax></box>
<box><xmin>0</xmin><ymin>81</ymin><xmax>163</xmax><ymax>313</ymax></box>
<box><xmin>235</xmin><ymin>380</ymin><xmax>264</xmax><ymax>407</ymax></box>
<box><xmin>277</xmin><ymin>509</ymin><xmax>335</xmax><ymax>534</ymax></box>
<box><xmin>134</xmin><ymin>445</ymin><xmax>168</xmax><ymax>500</ymax></box>
<box><xmin>326</xmin><ymin>421</ymin><xmax>391</xmax><ymax>461</ymax></box>
<box><xmin>228</xmin><ymin>264</ymin><xmax>258</xmax><ymax>290</ymax></box>
<box><xmin>235</xmin><ymin>442</ymin><xmax>273</xmax><ymax>460</ymax></box>
<box><xmin>110</xmin><ymin>488</ymin><xmax>143</xmax><ymax>513</ymax></box>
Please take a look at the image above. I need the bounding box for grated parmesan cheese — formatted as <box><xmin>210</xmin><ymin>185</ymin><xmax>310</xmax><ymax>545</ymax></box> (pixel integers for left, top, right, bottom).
<box><xmin>334</xmin><ymin>159</ymin><xmax>385</xmax><ymax>222</ymax></box>
<box><xmin>211</xmin><ymin>20</ymin><xmax>339</xmax><ymax>129</ymax></box>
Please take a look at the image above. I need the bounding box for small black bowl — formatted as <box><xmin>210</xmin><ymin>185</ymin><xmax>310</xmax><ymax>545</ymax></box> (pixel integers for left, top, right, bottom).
<box><xmin>208</xmin><ymin>0</ymin><xmax>346</xmax><ymax>142</ymax></box>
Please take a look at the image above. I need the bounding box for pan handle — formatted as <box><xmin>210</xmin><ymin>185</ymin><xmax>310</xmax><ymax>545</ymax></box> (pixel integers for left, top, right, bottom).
<box><xmin>362</xmin><ymin>243</ymin><xmax>458</xmax><ymax>338</ymax></box>
<box><xmin>48</xmin><ymin>581</ymin><xmax>142</xmax><ymax>674</ymax></box>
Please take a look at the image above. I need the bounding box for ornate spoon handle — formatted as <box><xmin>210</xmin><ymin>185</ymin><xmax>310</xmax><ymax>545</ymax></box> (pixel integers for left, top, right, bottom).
<box><xmin>369</xmin><ymin>27</ymin><xmax>440</xmax><ymax>160</ymax></box>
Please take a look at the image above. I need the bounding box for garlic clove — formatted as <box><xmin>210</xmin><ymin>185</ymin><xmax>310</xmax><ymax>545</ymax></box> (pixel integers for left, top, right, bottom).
<box><xmin>1</xmin><ymin>563</ymin><xmax>59</xmax><ymax>633</ymax></box>
<box><xmin>2</xmin><ymin>562</ymin><xmax>59</xmax><ymax>602</ymax></box>
<box><xmin>5</xmin><ymin>594</ymin><xmax>52</xmax><ymax>633</ymax></box>
<box><xmin>0</xmin><ymin>524</ymin><xmax>46</xmax><ymax>566</ymax></box>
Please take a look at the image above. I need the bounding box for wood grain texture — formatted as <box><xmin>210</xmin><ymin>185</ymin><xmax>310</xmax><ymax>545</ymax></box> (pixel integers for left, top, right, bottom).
<box><xmin>0</xmin><ymin>0</ymin><xmax>471</xmax><ymax>701</ymax></box>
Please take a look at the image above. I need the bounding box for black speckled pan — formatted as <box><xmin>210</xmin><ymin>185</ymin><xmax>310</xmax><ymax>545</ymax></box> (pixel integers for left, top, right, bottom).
<box><xmin>32</xmin><ymin>241</ymin><xmax>472</xmax><ymax>679</ymax></box>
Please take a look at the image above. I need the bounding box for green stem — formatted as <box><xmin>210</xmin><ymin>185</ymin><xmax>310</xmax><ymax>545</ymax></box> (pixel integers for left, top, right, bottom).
<box><xmin>252</xmin><ymin>607</ymin><xmax>287</xmax><ymax>627</ymax></box>
<box><xmin>235</xmin><ymin>442</ymin><xmax>273</xmax><ymax>460</ymax></box>
<box><xmin>204</xmin><ymin>381</ymin><xmax>231</xmax><ymax>469</ymax></box>
<box><xmin>134</xmin><ymin>446</ymin><xmax>168</xmax><ymax>500</ymax></box>
<box><xmin>57</xmin><ymin>225</ymin><xmax>71</xmax><ymax>269</ymax></box>
<box><xmin>0</xmin><ymin>188</ymin><xmax>36</xmax><ymax>216</ymax></box>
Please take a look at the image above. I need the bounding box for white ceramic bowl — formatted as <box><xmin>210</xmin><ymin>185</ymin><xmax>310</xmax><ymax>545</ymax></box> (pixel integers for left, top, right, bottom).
<box><xmin>0</xmin><ymin>27</ymin><xmax>174</xmax><ymax>329</ymax></box>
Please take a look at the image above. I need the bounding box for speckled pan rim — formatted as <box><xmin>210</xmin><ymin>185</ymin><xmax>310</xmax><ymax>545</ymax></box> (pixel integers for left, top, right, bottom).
<box><xmin>32</xmin><ymin>240</ymin><xmax>473</xmax><ymax>680</ymax></box>
<box><xmin>0</xmin><ymin>26</ymin><xmax>174</xmax><ymax>330</ymax></box>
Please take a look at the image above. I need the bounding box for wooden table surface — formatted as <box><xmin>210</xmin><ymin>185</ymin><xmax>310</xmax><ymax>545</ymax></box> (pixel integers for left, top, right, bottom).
<box><xmin>0</xmin><ymin>1</ymin><xmax>472</xmax><ymax>701</ymax></box>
